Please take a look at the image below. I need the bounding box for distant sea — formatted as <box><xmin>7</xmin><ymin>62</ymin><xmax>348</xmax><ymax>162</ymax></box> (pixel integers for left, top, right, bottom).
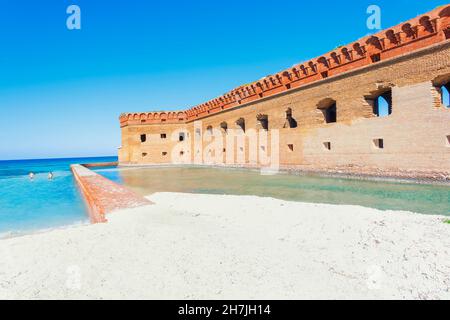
<box><xmin>0</xmin><ymin>156</ymin><xmax>118</xmax><ymax>238</ymax></box>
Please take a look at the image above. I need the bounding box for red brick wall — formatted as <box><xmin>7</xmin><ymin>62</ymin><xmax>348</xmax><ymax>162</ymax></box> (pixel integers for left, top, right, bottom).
<box><xmin>118</xmin><ymin>6</ymin><xmax>450</xmax><ymax>175</ymax></box>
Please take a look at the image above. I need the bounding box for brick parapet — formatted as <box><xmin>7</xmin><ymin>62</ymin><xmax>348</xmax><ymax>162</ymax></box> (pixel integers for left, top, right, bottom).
<box><xmin>119</xmin><ymin>111</ymin><xmax>187</xmax><ymax>128</ymax></box>
<box><xmin>119</xmin><ymin>5</ymin><xmax>450</xmax><ymax>126</ymax></box>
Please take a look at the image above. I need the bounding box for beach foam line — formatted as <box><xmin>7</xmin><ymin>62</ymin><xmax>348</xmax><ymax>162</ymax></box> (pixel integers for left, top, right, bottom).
<box><xmin>71</xmin><ymin>164</ymin><xmax>152</xmax><ymax>224</ymax></box>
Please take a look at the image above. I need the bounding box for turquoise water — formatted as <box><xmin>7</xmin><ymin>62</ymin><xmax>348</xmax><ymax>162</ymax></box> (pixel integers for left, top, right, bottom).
<box><xmin>95</xmin><ymin>166</ymin><xmax>450</xmax><ymax>216</ymax></box>
<box><xmin>2</xmin><ymin>160</ymin><xmax>447</xmax><ymax>238</ymax></box>
<box><xmin>0</xmin><ymin>156</ymin><xmax>117</xmax><ymax>237</ymax></box>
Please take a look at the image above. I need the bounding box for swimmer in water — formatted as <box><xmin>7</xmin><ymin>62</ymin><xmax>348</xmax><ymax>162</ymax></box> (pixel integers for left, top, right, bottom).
<box><xmin>48</xmin><ymin>172</ymin><xmax>54</xmax><ymax>180</ymax></box>
<box><xmin>29</xmin><ymin>172</ymin><xmax>35</xmax><ymax>180</ymax></box>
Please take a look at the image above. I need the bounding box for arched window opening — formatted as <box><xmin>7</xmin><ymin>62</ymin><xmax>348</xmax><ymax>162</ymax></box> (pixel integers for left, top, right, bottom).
<box><xmin>440</xmin><ymin>83</ymin><xmax>450</xmax><ymax>108</ymax></box>
<box><xmin>257</xmin><ymin>114</ymin><xmax>269</xmax><ymax>131</ymax></box>
<box><xmin>236</xmin><ymin>118</ymin><xmax>245</xmax><ymax>133</ymax></box>
<box><xmin>317</xmin><ymin>99</ymin><xmax>337</xmax><ymax>124</ymax></box>
<box><xmin>284</xmin><ymin>108</ymin><xmax>297</xmax><ymax>128</ymax></box>
<box><xmin>325</xmin><ymin>104</ymin><xmax>337</xmax><ymax>123</ymax></box>
<box><xmin>179</xmin><ymin>132</ymin><xmax>185</xmax><ymax>142</ymax></box>
<box><xmin>374</xmin><ymin>90</ymin><xmax>392</xmax><ymax>117</ymax></box>
<box><xmin>220</xmin><ymin>122</ymin><xmax>228</xmax><ymax>133</ymax></box>
<box><xmin>365</xmin><ymin>89</ymin><xmax>393</xmax><ymax>117</ymax></box>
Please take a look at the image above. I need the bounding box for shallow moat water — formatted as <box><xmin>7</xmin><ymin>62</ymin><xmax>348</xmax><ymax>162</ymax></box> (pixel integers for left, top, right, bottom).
<box><xmin>95</xmin><ymin>166</ymin><xmax>450</xmax><ymax>216</ymax></box>
<box><xmin>0</xmin><ymin>157</ymin><xmax>117</xmax><ymax>236</ymax></box>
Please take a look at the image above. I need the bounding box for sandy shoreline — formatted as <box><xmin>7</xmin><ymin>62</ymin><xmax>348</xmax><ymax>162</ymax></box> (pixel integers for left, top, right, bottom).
<box><xmin>1</xmin><ymin>193</ymin><xmax>449</xmax><ymax>300</ymax></box>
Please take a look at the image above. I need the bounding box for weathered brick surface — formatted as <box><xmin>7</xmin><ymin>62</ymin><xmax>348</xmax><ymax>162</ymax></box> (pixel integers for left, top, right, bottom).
<box><xmin>118</xmin><ymin>6</ymin><xmax>450</xmax><ymax>178</ymax></box>
<box><xmin>119</xmin><ymin>123</ymin><xmax>189</xmax><ymax>164</ymax></box>
<box><xmin>71</xmin><ymin>164</ymin><xmax>152</xmax><ymax>223</ymax></box>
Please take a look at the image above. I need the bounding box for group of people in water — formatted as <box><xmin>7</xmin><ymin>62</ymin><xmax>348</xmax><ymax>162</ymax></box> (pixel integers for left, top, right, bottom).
<box><xmin>28</xmin><ymin>172</ymin><xmax>54</xmax><ymax>180</ymax></box>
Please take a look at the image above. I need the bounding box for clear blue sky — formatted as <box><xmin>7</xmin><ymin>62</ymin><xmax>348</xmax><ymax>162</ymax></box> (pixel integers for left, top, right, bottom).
<box><xmin>0</xmin><ymin>0</ymin><xmax>446</xmax><ymax>160</ymax></box>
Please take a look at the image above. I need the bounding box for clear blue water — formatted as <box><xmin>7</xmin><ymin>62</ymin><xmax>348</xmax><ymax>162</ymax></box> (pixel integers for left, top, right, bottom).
<box><xmin>0</xmin><ymin>156</ymin><xmax>117</xmax><ymax>237</ymax></box>
<box><xmin>95</xmin><ymin>166</ymin><xmax>450</xmax><ymax>216</ymax></box>
<box><xmin>1</xmin><ymin>159</ymin><xmax>448</xmax><ymax>238</ymax></box>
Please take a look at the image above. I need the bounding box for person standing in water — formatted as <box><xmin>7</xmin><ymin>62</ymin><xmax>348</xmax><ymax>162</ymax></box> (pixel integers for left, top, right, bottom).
<box><xmin>29</xmin><ymin>172</ymin><xmax>35</xmax><ymax>180</ymax></box>
<box><xmin>48</xmin><ymin>172</ymin><xmax>54</xmax><ymax>180</ymax></box>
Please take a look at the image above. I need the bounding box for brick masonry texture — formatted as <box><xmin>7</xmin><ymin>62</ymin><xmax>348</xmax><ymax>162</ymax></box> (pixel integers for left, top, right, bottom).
<box><xmin>118</xmin><ymin>5</ymin><xmax>450</xmax><ymax>180</ymax></box>
<box><xmin>71</xmin><ymin>165</ymin><xmax>152</xmax><ymax>223</ymax></box>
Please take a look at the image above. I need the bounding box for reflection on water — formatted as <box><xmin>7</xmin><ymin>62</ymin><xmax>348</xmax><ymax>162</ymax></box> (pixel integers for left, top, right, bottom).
<box><xmin>95</xmin><ymin>166</ymin><xmax>450</xmax><ymax>216</ymax></box>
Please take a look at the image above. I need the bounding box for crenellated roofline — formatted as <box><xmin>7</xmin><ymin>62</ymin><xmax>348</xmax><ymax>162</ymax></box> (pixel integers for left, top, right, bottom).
<box><xmin>120</xmin><ymin>5</ymin><xmax>450</xmax><ymax>127</ymax></box>
<box><xmin>119</xmin><ymin>111</ymin><xmax>187</xmax><ymax>128</ymax></box>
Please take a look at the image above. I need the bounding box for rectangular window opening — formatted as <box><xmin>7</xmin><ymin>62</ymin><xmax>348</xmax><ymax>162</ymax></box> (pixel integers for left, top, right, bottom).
<box><xmin>161</xmin><ymin>133</ymin><xmax>167</xmax><ymax>139</ymax></box>
<box><xmin>320</xmin><ymin>102</ymin><xmax>337</xmax><ymax>124</ymax></box>
<box><xmin>371</xmin><ymin>54</ymin><xmax>381</xmax><ymax>63</ymax></box>
<box><xmin>323</xmin><ymin>142</ymin><xmax>331</xmax><ymax>150</ymax></box>
<box><xmin>288</xmin><ymin>144</ymin><xmax>294</xmax><ymax>152</ymax></box>
<box><xmin>373</xmin><ymin>138</ymin><xmax>384</xmax><ymax>149</ymax></box>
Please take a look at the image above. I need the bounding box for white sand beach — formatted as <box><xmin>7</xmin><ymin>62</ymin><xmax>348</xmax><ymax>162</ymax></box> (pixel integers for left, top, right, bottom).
<box><xmin>0</xmin><ymin>192</ymin><xmax>449</xmax><ymax>300</ymax></box>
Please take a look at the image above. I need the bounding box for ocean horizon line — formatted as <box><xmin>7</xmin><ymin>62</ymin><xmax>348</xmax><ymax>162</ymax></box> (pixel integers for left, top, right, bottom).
<box><xmin>0</xmin><ymin>155</ymin><xmax>118</xmax><ymax>163</ymax></box>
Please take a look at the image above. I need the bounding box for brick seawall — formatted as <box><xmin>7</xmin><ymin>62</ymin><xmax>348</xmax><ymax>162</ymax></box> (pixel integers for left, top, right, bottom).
<box><xmin>71</xmin><ymin>164</ymin><xmax>152</xmax><ymax>223</ymax></box>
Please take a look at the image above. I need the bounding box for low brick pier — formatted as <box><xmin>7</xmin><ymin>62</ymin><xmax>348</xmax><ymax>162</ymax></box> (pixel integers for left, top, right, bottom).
<box><xmin>71</xmin><ymin>164</ymin><xmax>152</xmax><ymax>223</ymax></box>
